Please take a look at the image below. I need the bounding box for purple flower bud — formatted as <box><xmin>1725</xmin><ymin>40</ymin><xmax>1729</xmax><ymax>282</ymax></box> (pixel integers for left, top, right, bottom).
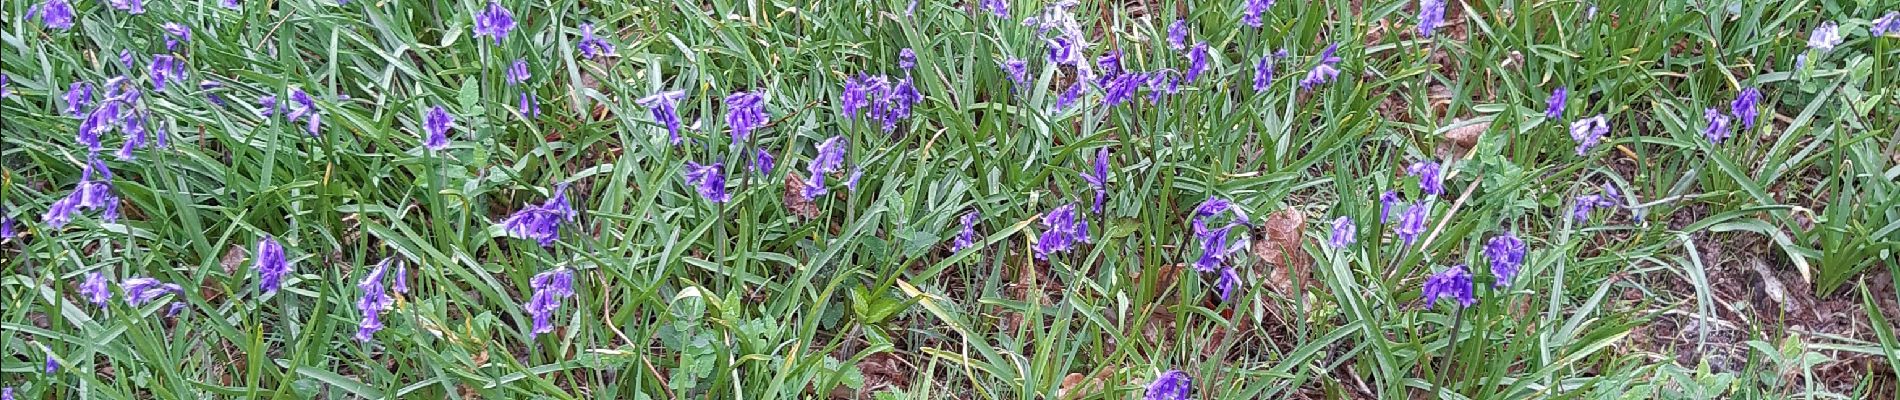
<box><xmin>1300</xmin><ymin>43</ymin><xmax>1342</xmax><ymax>90</ymax></box>
<box><xmin>1241</xmin><ymin>0</ymin><xmax>1272</xmax><ymax>28</ymax></box>
<box><xmin>1701</xmin><ymin>107</ymin><xmax>1731</xmax><ymax>144</ymax></box>
<box><xmin>1054</xmin><ymin>83</ymin><xmax>1084</xmax><ymax>110</ymax></box>
<box><xmin>1184</xmin><ymin>42</ymin><xmax>1210</xmax><ymax>83</ymax></box>
<box><xmin>1002</xmin><ymin>58</ymin><xmax>1029</xmax><ymax>86</ymax></box>
<box><xmin>1167</xmin><ymin>19</ymin><xmax>1189</xmax><ymax>50</ymax></box>
<box><xmin>724</xmin><ymin>91</ymin><xmax>769</xmax><ymax>144</ymax></box>
<box><xmin>753</xmin><ymin>149</ymin><xmax>775</xmax><ymax>174</ymax></box>
<box><xmin>1407</xmin><ymin>160</ymin><xmax>1444</xmax><ymax>196</ymax></box>
<box><xmin>898</xmin><ymin>48</ymin><xmax>916</xmax><ymax>70</ymax></box>
<box><xmin>222</xmin><ymin>0</ymin><xmax>240</xmax><ymax>9</ymax></box>
<box><xmin>255</xmin><ymin>235</ymin><xmax>290</xmax><ymax>295</ymax></box>
<box><xmin>576</xmin><ymin>23</ymin><xmax>617</xmax><ymax>59</ymax></box>
<box><xmin>1395</xmin><ymin>201</ymin><xmax>1429</xmax><ymax>246</ymax></box>
<box><xmin>423</xmin><ymin>105</ymin><xmax>453</xmax><ymax>151</ymax></box>
<box><xmin>1145</xmin><ymin>370</ymin><xmax>1192</xmax><ymax>400</ymax></box>
<box><xmin>1418</xmin><ymin>0</ymin><xmax>1446</xmax><ymax>37</ymax></box>
<box><xmin>1545</xmin><ymin>87</ymin><xmax>1566</xmax><ymax>119</ymax></box>
<box><xmin>1102</xmin><ymin>72</ymin><xmax>1145</xmax><ymax>108</ymax></box>
<box><xmin>1568</xmin><ymin>114</ymin><xmax>1610</xmax><ymax>155</ymax></box>
<box><xmin>516</xmin><ymin>92</ymin><xmax>541</xmax><ymax>117</ymax></box>
<box><xmin>804</xmin><ymin>136</ymin><xmax>848</xmax><ymax>200</ymax></box>
<box><xmin>81</xmin><ymin>272</ymin><xmax>111</xmax><ymax>307</ymax></box>
<box><xmin>122</xmin><ymin>277</ymin><xmax>182</xmax><ymax>307</ymax></box>
<box><xmin>162</xmin><ymin>23</ymin><xmax>191</xmax><ymax>51</ymax></box>
<box><xmin>1874</xmin><ymin>11</ymin><xmax>1900</xmax><ymax>37</ymax></box>
<box><xmin>1082</xmin><ymin>148</ymin><xmax>1109</xmax><ymax>213</ymax></box>
<box><xmin>1731</xmin><ymin>87</ymin><xmax>1760</xmax><ymax>129</ymax></box>
<box><xmin>1253</xmin><ymin>55</ymin><xmax>1274</xmax><ymax>92</ymax></box>
<box><xmin>354</xmin><ymin>259</ymin><xmax>394</xmax><ymax>342</ymax></box>
<box><xmin>149</xmin><ymin>55</ymin><xmax>187</xmax><ymax>91</ymax></box>
<box><xmin>1329</xmin><ymin>216</ymin><xmax>1356</xmax><ymax>248</ymax></box>
<box><xmin>473</xmin><ymin>1</ymin><xmax>517</xmax><ymax>45</ymax></box>
<box><xmin>952</xmin><ymin>211</ymin><xmax>980</xmax><ymax>251</ymax></box>
<box><xmin>506</xmin><ymin>59</ymin><xmax>531</xmax><ymax>85</ymax></box>
<box><xmin>1422</xmin><ymin>264</ymin><xmax>1475</xmax><ymax>308</ymax></box>
<box><xmin>637</xmin><ymin>90</ymin><xmax>687</xmax><ymax>145</ymax></box>
<box><xmin>1484</xmin><ymin>232</ymin><xmax>1526</xmax><ymax>287</ymax></box>
<box><xmin>1807</xmin><ymin>21</ymin><xmax>1842</xmax><ymax>51</ymax></box>
<box><xmin>1215</xmin><ymin>266</ymin><xmax>1241</xmax><ymax>302</ymax></box>
<box><xmin>525</xmin><ymin>268</ymin><xmax>576</xmax><ymax>337</ymax></box>
<box><xmin>28</xmin><ymin>0</ymin><xmax>77</xmax><ymax>30</ymax></box>
<box><xmin>65</xmin><ymin>81</ymin><xmax>95</xmax><ymax>116</ymax></box>
<box><xmin>845</xmin><ymin>166</ymin><xmax>865</xmax><ymax>192</ymax></box>
<box><xmin>108</xmin><ymin>0</ymin><xmax>144</xmax><ymax>14</ymax></box>
<box><xmin>44</xmin><ymin>356</ymin><xmax>58</xmax><ymax>374</ymax></box>
<box><xmin>683</xmin><ymin>161</ymin><xmax>731</xmax><ymax>203</ymax></box>
<box><xmin>1096</xmin><ymin>51</ymin><xmax>1123</xmax><ymax>84</ymax></box>
<box><xmin>982</xmin><ymin>0</ymin><xmax>1008</xmax><ymax>17</ymax></box>
<box><xmin>392</xmin><ymin>264</ymin><xmax>408</xmax><ymax>294</ymax></box>
<box><xmin>0</xmin><ymin>215</ymin><xmax>14</xmax><ymax>239</ymax></box>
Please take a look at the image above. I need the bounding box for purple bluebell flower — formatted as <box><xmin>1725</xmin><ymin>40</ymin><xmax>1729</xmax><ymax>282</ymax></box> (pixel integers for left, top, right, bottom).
<box><xmin>500</xmin><ymin>184</ymin><xmax>578</xmax><ymax>247</ymax></box>
<box><xmin>1168</xmin><ymin>19</ymin><xmax>1189</xmax><ymax>50</ymax></box>
<box><xmin>1146</xmin><ymin>370</ymin><xmax>1192</xmax><ymax>400</ymax></box>
<box><xmin>3</xmin><ymin>387</ymin><xmax>12</xmax><ymax>400</ymax></box>
<box><xmin>1418</xmin><ymin>0</ymin><xmax>1446</xmax><ymax>37</ymax></box>
<box><xmin>525</xmin><ymin>268</ymin><xmax>576</xmax><ymax>337</ymax></box>
<box><xmin>876</xmin><ymin>77</ymin><xmax>922</xmax><ymax>132</ymax></box>
<box><xmin>636</xmin><ymin>90</ymin><xmax>686</xmax><ymax>144</ymax></box>
<box><xmin>0</xmin><ymin>215</ymin><xmax>13</xmax><ymax>239</ymax></box>
<box><xmin>285</xmin><ymin>88</ymin><xmax>320</xmax><ymax>134</ymax></box>
<box><xmin>1097</xmin><ymin>51</ymin><xmax>1123</xmax><ymax>84</ymax></box>
<box><xmin>44</xmin><ymin>155</ymin><xmax>118</xmax><ymax>228</ymax></box>
<box><xmin>1047</xmin><ymin>36</ymin><xmax>1077</xmax><ymax>65</ymax></box>
<box><xmin>753</xmin><ymin>149</ymin><xmax>775</xmax><ymax>174</ymax></box>
<box><xmin>65</xmin><ymin>81</ymin><xmax>95</xmax><ymax>116</ymax></box>
<box><xmin>1408</xmin><ymin>160</ymin><xmax>1443</xmax><ymax>196</ymax></box>
<box><xmin>1242</xmin><ymin>0</ymin><xmax>1271</xmax><ymax>28</ymax></box>
<box><xmin>1807</xmin><ymin>21</ymin><xmax>1842</xmax><ymax>51</ymax></box>
<box><xmin>1545</xmin><ymin>87</ymin><xmax>1566</xmax><ymax>119</ymax></box>
<box><xmin>121</xmin><ymin>277</ymin><xmax>182</xmax><ymax>307</ymax></box>
<box><xmin>1184</xmin><ymin>42</ymin><xmax>1210</xmax><ymax>83</ymax></box>
<box><xmin>1194</xmin><ymin>224</ymin><xmax>1235</xmax><ymax>271</ymax></box>
<box><xmin>81</xmin><ymin>272</ymin><xmax>111</xmax><ymax>307</ymax></box>
<box><xmin>1192</xmin><ymin>197</ymin><xmax>1234</xmax><ymax>224</ymax></box>
<box><xmin>108</xmin><ymin>0</ymin><xmax>144</xmax><ymax>14</ymax></box>
<box><xmin>354</xmin><ymin>259</ymin><xmax>394</xmax><ymax>342</ymax></box>
<box><xmin>392</xmin><ymin>264</ymin><xmax>408</xmax><ymax>294</ymax></box>
<box><xmin>222</xmin><ymin>0</ymin><xmax>240</xmax><ymax>9</ymax></box>
<box><xmin>255</xmin><ymin>235</ymin><xmax>290</xmax><ymax>295</ymax></box>
<box><xmin>1330</xmin><ymin>216</ymin><xmax>1356</xmax><ymax>248</ymax></box>
<box><xmin>952</xmin><ymin>211</ymin><xmax>980</xmax><ymax>251</ymax></box>
<box><xmin>1002</xmin><ymin>58</ymin><xmax>1029</xmax><ymax>86</ymax></box>
<box><xmin>423</xmin><ymin>105</ymin><xmax>453</xmax><ymax>151</ymax></box>
<box><xmin>1190</xmin><ymin>197</ymin><xmax>1250</xmax><ymax>272</ymax></box>
<box><xmin>725</xmin><ymin>91</ymin><xmax>769</xmax><ymax>144</ymax></box>
<box><xmin>506</xmin><ymin>59</ymin><xmax>531</xmax><ymax>85</ymax></box>
<box><xmin>1568</xmin><ymin>114</ymin><xmax>1610</xmax><ymax>155</ymax></box>
<box><xmin>1874</xmin><ymin>11</ymin><xmax>1900</xmax><ymax>37</ymax></box>
<box><xmin>1395</xmin><ymin>201</ymin><xmax>1428</xmax><ymax>246</ymax></box>
<box><xmin>1215</xmin><ymin>266</ymin><xmax>1241</xmax><ymax>302</ymax></box>
<box><xmin>1103</xmin><ymin>72</ymin><xmax>1145</xmax><ymax>108</ymax></box>
<box><xmin>840</xmin><ymin>74</ymin><xmax>881</xmax><ymax>119</ymax></box>
<box><xmin>258</xmin><ymin>95</ymin><xmax>278</xmax><ymax>118</ymax></box>
<box><xmin>45</xmin><ymin>356</ymin><xmax>58</xmax><ymax>374</ymax></box>
<box><xmin>1055</xmin><ymin>83</ymin><xmax>1084</xmax><ymax>110</ymax></box>
<box><xmin>1571</xmin><ymin>194</ymin><xmax>1602</xmax><ymax>221</ymax></box>
<box><xmin>1253</xmin><ymin>55</ymin><xmax>1274</xmax><ymax>92</ymax></box>
<box><xmin>1300</xmin><ymin>43</ymin><xmax>1342</xmax><ymax>90</ymax></box>
<box><xmin>1701</xmin><ymin>107</ymin><xmax>1731</xmax><ymax>144</ymax></box>
<box><xmin>150</xmin><ymin>54</ymin><xmax>187</xmax><ymax>90</ymax></box>
<box><xmin>200</xmin><ymin>81</ymin><xmax>228</xmax><ymax>107</ymax></box>
<box><xmin>982</xmin><ymin>0</ymin><xmax>1008</xmax><ymax>17</ymax></box>
<box><xmin>1422</xmin><ymin>264</ymin><xmax>1475</xmax><ymax>308</ymax></box>
<box><xmin>0</xmin><ymin>74</ymin><xmax>9</xmax><ymax>98</ymax></box>
<box><xmin>1032</xmin><ymin>203</ymin><xmax>1090</xmax><ymax>259</ymax></box>
<box><xmin>1082</xmin><ymin>148</ymin><xmax>1109</xmax><ymax>213</ymax></box>
<box><xmin>1794</xmin><ymin>53</ymin><xmax>1808</xmax><ymax>70</ymax></box>
<box><xmin>1146</xmin><ymin>70</ymin><xmax>1181</xmax><ymax>105</ymax></box>
<box><xmin>1731</xmin><ymin>87</ymin><xmax>1760</xmax><ymax>129</ymax></box>
<box><xmin>163</xmin><ymin>23</ymin><xmax>191</xmax><ymax>51</ymax></box>
<box><xmin>899</xmin><ymin>48</ymin><xmax>917</xmax><ymax>70</ymax></box>
<box><xmin>77</xmin><ymin>101</ymin><xmax>119</xmax><ymax>151</ymax></box>
<box><xmin>576</xmin><ymin>23</ymin><xmax>616</xmax><ymax>59</ymax></box>
<box><xmin>906</xmin><ymin>0</ymin><xmax>917</xmax><ymax>16</ymax></box>
<box><xmin>845</xmin><ymin>167</ymin><xmax>865</xmax><ymax>192</ymax></box>
<box><xmin>1484</xmin><ymin>232</ymin><xmax>1526</xmax><ymax>287</ymax></box>
<box><xmin>165</xmin><ymin>301</ymin><xmax>186</xmax><ymax>317</ymax></box>
<box><xmin>804</xmin><ymin>136</ymin><xmax>848</xmax><ymax>199</ymax></box>
<box><xmin>473</xmin><ymin>1</ymin><xmax>516</xmax><ymax>45</ymax></box>
<box><xmin>683</xmin><ymin>162</ymin><xmax>731</xmax><ymax>203</ymax></box>
<box><xmin>28</xmin><ymin>0</ymin><xmax>76</xmax><ymax>30</ymax></box>
<box><xmin>516</xmin><ymin>92</ymin><xmax>541</xmax><ymax>117</ymax></box>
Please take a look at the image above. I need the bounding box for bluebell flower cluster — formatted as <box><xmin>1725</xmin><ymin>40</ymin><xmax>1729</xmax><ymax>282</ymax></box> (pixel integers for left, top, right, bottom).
<box><xmin>576</xmin><ymin>23</ymin><xmax>616</xmax><ymax>59</ymax></box>
<box><xmin>1808</xmin><ymin>21</ymin><xmax>1842</xmax><ymax>51</ymax></box>
<box><xmin>981</xmin><ymin>0</ymin><xmax>1008</xmax><ymax>17</ymax></box>
<box><xmin>1417</xmin><ymin>0</ymin><xmax>1446</xmax><ymax>37</ymax></box>
<box><xmin>1408</xmin><ymin>160</ymin><xmax>1443</xmax><ymax>196</ymax></box>
<box><xmin>1168</xmin><ymin>20</ymin><xmax>1189</xmax><ymax>50</ymax></box>
<box><xmin>423</xmin><ymin>105</ymin><xmax>454</xmax><ymax>151</ymax></box>
<box><xmin>29</xmin><ymin>0</ymin><xmax>76</xmax><ymax>30</ymax></box>
<box><xmin>840</xmin><ymin>75</ymin><xmax>922</xmax><ymax>132</ymax></box>
<box><xmin>1253</xmin><ymin>55</ymin><xmax>1275</xmax><ymax>92</ymax></box>
<box><xmin>473</xmin><ymin>1</ymin><xmax>517</xmax><ymax>45</ymax></box>
<box><xmin>1731</xmin><ymin>87</ymin><xmax>1761</xmax><ymax>129</ymax></box>
<box><xmin>754</xmin><ymin>149</ymin><xmax>775</xmax><ymax>174</ymax></box>
<box><xmin>1241</xmin><ymin>0</ymin><xmax>1272</xmax><ymax>28</ymax></box>
<box><xmin>1422</xmin><ymin>264</ymin><xmax>1475</xmax><ymax>308</ymax></box>
<box><xmin>162</xmin><ymin>23</ymin><xmax>191</xmax><ymax>51</ymax></box>
<box><xmin>804</xmin><ymin>136</ymin><xmax>849</xmax><ymax>200</ymax></box>
<box><xmin>122</xmin><ymin>277</ymin><xmax>182</xmax><ymax>306</ymax></box>
<box><xmin>1300</xmin><ymin>43</ymin><xmax>1342</xmax><ymax>90</ymax></box>
<box><xmin>1570</xmin><ymin>184</ymin><xmax>1621</xmax><ymax>221</ymax></box>
<box><xmin>255</xmin><ymin>235</ymin><xmax>291</xmax><ymax>295</ymax></box>
<box><xmin>1184</xmin><ymin>42</ymin><xmax>1210</xmax><ymax>83</ymax></box>
<box><xmin>952</xmin><ymin>211</ymin><xmax>980</xmax><ymax>251</ymax></box>
<box><xmin>1329</xmin><ymin>216</ymin><xmax>1356</xmax><ymax>248</ymax></box>
<box><xmin>1484</xmin><ymin>232</ymin><xmax>1526</xmax><ymax>287</ymax></box>
<box><xmin>638</xmin><ymin>90</ymin><xmax>687</xmax><ymax>144</ymax></box>
<box><xmin>43</xmin><ymin>155</ymin><xmax>119</xmax><ymax>228</ymax></box>
<box><xmin>81</xmin><ymin>272</ymin><xmax>112</xmax><ymax>307</ymax></box>
<box><xmin>1002</xmin><ymin>58</ymin><xmax>1029</xmax><ymax>86</ymax></box>
<box><xmin>1033</xmin><ymin>203</ymin><xmax>1090</xmax><ymax>259</ymax></box>
<box><xmin>1546</xmin><ymin>87</ymin><xmax>1567</xmax><ymax>119</ymax></box>
<box><xmin>1874</xmin><ymin>11</ymin><xmax>1900</xmax><ymax>37</ymax></box>
<box><xmin>683</xmin><ymin>162</ymin><xmax>731</xmax><ymax>203</ymax></box>
<box><xmin>1191</xmin><ymin>197</ymin><xmax>1249</xmax><ymax>273</ymax></box>
<box><xmin>525</xmin><ymin>268</ymin><xmax>576</xmax><ymax>337</ymax></box>
<box><xmin>501</xmin><ymin>184</ymin><xmax>578</xmax><ymax>247</ymax></box>
<box><xmin>1395</xmin><ymin>201</ymin><xmax>1429</xmax><ymax>246</ymax></box>
<box><xmin>108</xmin><ymin>0</ymin><xmax>145</xmax><ymax>14</ymax></box>
<box><xmin>355</xmin><ymin>259</ymin><xmax>396</xmax><ymax>342</ymax></box>
<box><xmin>725</xmin><ymin>91</ymin><xmax>769</xmax><ymax>143</ymax></box>
<box><xmin>1082</xmin><ymin>148</ymin><xmax>1109</xmax><ymax>213</ymax></box>
<box><xmin>1701</xmin><ymin>107</ymin><xmax>1731</xmax><ymax>144</ymax></box>
<box><xmin>1145</xmin><ymin>369</ymin><xmax>1192</xmax><ymax>400</ymax></box>
<box><xmin>1568</xmin><ymin>114</ymin><xmax>1609</xmax><ymax>155</ymax></box>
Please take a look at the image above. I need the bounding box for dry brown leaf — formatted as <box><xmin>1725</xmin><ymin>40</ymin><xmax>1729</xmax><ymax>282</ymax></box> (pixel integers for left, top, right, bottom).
<box><xmin>784</xmin><ymin>173</ymin><xmax>818</xmax><ymax>219</ymax></box>
<box><xmin>1057</xmin><ymin>368</ymin><xmax>1116</xmax><ymax>399</ymax></box>
<box><xmin>219</xmin><ymin>244</ymin><xmax>248</xmax><ymax>275</ymax></box>
<box><xmin>1443</xmin><ymin>120</ymin><xmax>1489</xmax><ymax>150</ymax></box>
<box><xmin>1251</xmin><ymin>207</ymin><xmax>1310</xmax><ymax>295</ymax></box>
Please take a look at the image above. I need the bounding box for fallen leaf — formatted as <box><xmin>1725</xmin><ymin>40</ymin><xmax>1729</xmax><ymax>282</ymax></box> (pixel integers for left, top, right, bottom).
<box><xmin>784</xmin><ymin>174</ymin><xmax>819</xmax><ymax>219</ymax></box>
<box><xmin>1443</xmin><ymin>120</ymin><xmax>1489</xmax><ymax>150</ymax></box>
<box><xmin>1251</xmin><ymin>207</ymin><xmax>1310</xmax><ymax>295</ymax></box>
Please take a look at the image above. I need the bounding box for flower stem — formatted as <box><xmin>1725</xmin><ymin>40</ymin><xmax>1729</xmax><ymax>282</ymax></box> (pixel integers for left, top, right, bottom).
<box><xmin>1433</xmin><ymin>305</ymin><xmax>1465</xmax><ymax>398</ymax></box>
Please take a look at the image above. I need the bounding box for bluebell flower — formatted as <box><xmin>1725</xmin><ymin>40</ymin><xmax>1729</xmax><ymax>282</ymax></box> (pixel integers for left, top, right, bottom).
<box><xmin>1568</xmin><ymin>114</ymin><xmax>1609</xmax><ymax>155</ymax></box>
<box><xmin>506</xmin><ymin>59</ymin><xmax>531</xmax><ymax>85</ymax></box>
<box><xmin>576</xmin><ymin>23</ymin><xmax>616</xmax><ymax>59</ymax></box>
<box><xmin>1145</xmin><ymin>370</ymin><xmax>1192</xmax><ymax>400</ymax></box>
<box><xmin>1253</xmin><ymin>55</ymin><xmax>1274</xmax><ymax>92</ymax></box>
<box><xmin>1408</xmin><ymin>160</ymin><xmax>1443</xmax><ymax>196</ymax></box>
<box><xmin>1241</xmin><ymin>0</ymin><xmax>1272</xmax><ymax>28</ymax></box>
<box><xmin>77</xmin><ymin>101</ymin><xmax>120</xmax><ymax>151</ymax></box>
<box><xmin>1047</xmin><ymin>36</ymin><xmax>1077</xmax><ymax>65</ymax></box>
<box><xmin>354</xmin><ymin>259</ymin><xmax>394</xmax><ymax>342</ymax></box>
<box><xmin>982</xmin><ymin>0</ymin><xmax>1008</xmax><ymax>17</ymax></box>
<box><xmin>1422</xmin><ymin>264</ymin><xmax>1475</xmax><ymax>308</ymax></box>
<box><xmin>473</xmin><ymin>1</ymin><xmax>517</xmax><ymax>45</ymax></box>
<box><xmin>1102</xmin><ymin>72</ymin><xmax>1145</xmax><ymax>108</ymax></box>
<box><xmin>65</xmin><ymin>81</ymin><xmax>95</xmax><ymax>116</ymax></box>
<box><xmin>1147</xmin><ymin>69</ymin><xmax>1181</xmax><ymax>104</ymax></box>
<box><xmin>1194</xmin><ymin>224</ymin><xmax>1235</xmax><ymax>272</ymax></box>
<box><xmin>162</xmin><ymin>23</ymin><xmax>191</xmax><ymax>51</ymax></box>
<box><xmin>1032</xmin><ymin>203</ymin><xmax>1090</xmax><ymax>259</ymax></box>
<box><xmin>44</xmin><ymin>155</ymin><xmax>118</xmax><ymax>228</ymax></box>
<box><xmin>1082</xmin><ymin>148</ymin><xmax>1109</xmax><ymax>213</ymax></box>
<box><xmin>1054</xmin><ymin>83</ymin><xmax>1084</xmax><ymax>110</ymax></box>
<box><xmin>683</xmin><ymin>161</ymin><xmax>731</xmax><ymax>203</ymax></box>
<box><xmin>841</xmin><ymin>74</ymin><xmax>881</xmax><ymax>120</ymax></box>
<box><xmin>1184</xmin><ymin>42</ymin><xmax>1210</xmax><ymax>83</ymax></box>
<box><xmin>525</xmin><ymin>268</ymin><xmax>577</xmax><ymax>337</ymax></box>
<box><xmin>899</xmin><ymin>48</ymin><xmax>917</xmax><ymax>70</ymax></box>
<box><xmin>81</xmin><ymin>272</ymin><xmax>111</xmax><ymax>307</ymax></box>
<box><xmin>1300</xmin><ymin>43</ymin><xmax>1342</xmax><ymax>90</ymax></box>
<box><xmin>1002</xmin><ymin>58</ymin><xmax>1029</xmax><ymax>86</ymax></box>
<box><xmin>255</xmin><ymin>235</ymin><xmax>290</xmax><ymax>295</ymax></box>
<box><xmin>1215</xmin><ymin>266</ymin><xmax>1242</xmax><ymax>302</ymax></box>
<box><xmin>637</xmin><ymin>90</ymin><xmax>686</xmax><ymax>144</ymax></box>
<box><xmin>257</xmin><ymin>95</ymin><xmax>278</xmax><ymax>118</ymax></box>
<box><xmin>0</xmin><ymin>214</ymin><xmax>14</xmax><ymax>239</ymax></box>
<box><xmin>28</xmin><ymin>0</ymin><xmax>76</xmax><ymax>30</ymax></box>
<box><xmin>1484</xmin><ymin>232</ymin><xmax>1526</xmax><ymax>287</ymax></box>
<box><xmin>200</xmin><ymin>81</ymin><xmax>228</xmax><ymax>107</ymax></box>
<box><xmin>1807</xmin><ymin>21</ymin><xmax>1842</xmax><ymax>51</ymax></box>
<box><xmin>845</xmin><ymin>167</ymin><xmax>865</xmax><ymax>192</ymax></box>
<box><xmin>804</xmin><ymin>136</ymin><xmax>848</xmax><ymax>199</ymax></box>
<box><xmin>1097</xmin><ymin>51</ymin><xmax>1123</xmax><ymax>85</ymax></box>
<box><xmin>1545</xmin><ymin>87</ymin><xmax>1566</xmax><ymax>119</ymax></box>
<box><xmin>121</xmin><ymin>277</ymin><xmax>182</xmax><ymax>307</ymax></box>
<box><xmin>0</xmin><ymin>74</ymin><xmax>9</xmax><ymax>98</ymax></box>
<box><xmin>500</xmin><ymin>184</ymin><xmax>578</xmax><ymax>247</ymax></box>
<box><xmin>753</xmin><ymin>149</ymin><xmax>775</xmax><ymax>174</ymax></box>
<box><xmin>1418</xmin><ymin>0</ymin><xmax>1446</xmax><ymax>37</ymax></box>
<box><xmin>1874</xmin><ymin>11</ymin><xmax>1900</xmax><ymax>37</ymax></box>
<box><xmin>725</xmin><ymin>91</ymin><xmax>769</xmax><ymax>144</ymax></box>
<box><xmin>1190</xmin><ymin>197</ymin><xmax>1249</xmax><ymax>272</ymax></box>
<box><xmin>423</xmin><ymin>105</ymin><xmax>453</xmax><ymax>151</ymax></box>
<box><xmin>44</xmin><ymin>356</ymin><xmax>58</xmax><ymax>374</ymax></box>
<box><xmin>3</xmin><ymin>386</ymin><xmax>12</xmax><ymax>400</ymax></box>
<box><xmin>222</xmin><ymin>0</ymin><xmax>240</xmax><ymax>9</ymax></box>
<box><xmin>1329</xmin><ymin>215</ymin><xmax>1356</xmax><ymax>248</ymax></box>
<box><xmin>392</xmin><ymin>264</ymin><xmax>408</xmax><ymax>294</ymax></box>
<box><xmin>1168</xmin><ymin>19</ymin><xmax>1189</xmax><ymax>50</ymax></box>
<box><xmin>876</xmin><ymin>78</ymin><xmax>921</xmax><ymax>132</ymax></box>
<box><xmin>952</xmin><ymin>211</ymin><xmax>980</xmax><ymax>251</ymax></box>
<box><xmin>1395</xmin><ymin>201</ymin><xmax>1428</xmax><ymax>246</ymax></box>
<box><xmin>1731</xmin><ymin>87</ymin><xmax>1760</xmax><ymax>129</ymax></box>
<box><xmin>1701</xmin><ymin>107</ymin><xmax>1731</xmax><ymax>144</ymax></box>
<box><xmin>108</xmin><ymin>0</ymin><xmax>145</xmax><ymax>14</ymax></box>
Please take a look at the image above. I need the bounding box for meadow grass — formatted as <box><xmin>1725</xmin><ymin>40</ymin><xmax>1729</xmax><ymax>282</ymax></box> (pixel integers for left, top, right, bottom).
<box><xmin>1</xmin><ymin>0</ymin><xmax>1897</xmax><ymax>398</ymax></box>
